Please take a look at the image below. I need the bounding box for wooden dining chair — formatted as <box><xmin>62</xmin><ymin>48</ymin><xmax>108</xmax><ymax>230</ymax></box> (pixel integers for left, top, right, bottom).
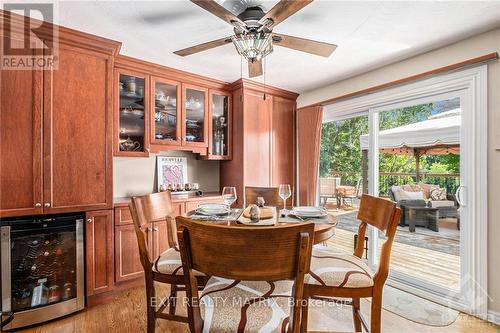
<box><xmin>176</xmin><ymin>216</ymin><xmax>315</xmax><ymax>333</ymax></box>
<box><xmin>301</xmin><ymin>194</ymin><xmax>401</xmax><ymax>333</ymax></box>
<box><xmin>245</xmin><ymin>186</ymin><xmax>294</xmax><ymax>208</ymax></box>
<box><xmin>129</xmin><ymin>192</ymin><xmax>209</xmax><ymax>333</ymax></box>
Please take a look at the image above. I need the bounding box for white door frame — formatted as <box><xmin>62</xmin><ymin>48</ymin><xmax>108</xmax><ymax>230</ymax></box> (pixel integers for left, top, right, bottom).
<box><xmin>321</xmin><ymin>65</ymin><xmax>488</xmax><ymax>317</ymax></box>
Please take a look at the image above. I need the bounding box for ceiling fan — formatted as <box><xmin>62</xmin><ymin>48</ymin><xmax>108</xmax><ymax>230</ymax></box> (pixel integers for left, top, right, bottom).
<box><xmin>174</xmin><ymin>0</ymin><xmax>337</xmax><ymax>78</ymax></box>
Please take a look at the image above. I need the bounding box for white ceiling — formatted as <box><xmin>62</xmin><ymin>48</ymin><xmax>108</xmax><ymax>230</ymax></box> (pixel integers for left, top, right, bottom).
<box><xmin>54</xmin><ymin>1</ymin><xmax>500</xmax><ymax>93</ymax></box>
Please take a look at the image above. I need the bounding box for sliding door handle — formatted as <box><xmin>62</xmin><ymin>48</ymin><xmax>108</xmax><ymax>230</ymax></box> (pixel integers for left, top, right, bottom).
<box><xmin>455</xmin><ymin>185</ymin><xmax>466</xmax><ymax>207</ymax></box>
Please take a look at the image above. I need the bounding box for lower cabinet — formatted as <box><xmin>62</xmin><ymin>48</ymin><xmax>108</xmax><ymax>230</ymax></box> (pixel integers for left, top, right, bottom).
<box><xmin>111</xmin><ymin>196</ymin><xmax>224</xmax><ymax>285</ymax></box>
<box><xmin>114</xmin><ymin>224</ymin><xmax>144</xmax><ymax>283</ymax></box>
<box><xmin>85</xmin><ymin>210</ymin><xmax>114</xmax><ymax>296</ymax></box>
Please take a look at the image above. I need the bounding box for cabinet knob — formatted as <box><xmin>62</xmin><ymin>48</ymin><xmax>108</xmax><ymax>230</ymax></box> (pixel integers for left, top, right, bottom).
<box><xmin>86</xmin><ymin>218</ymin><xmax>93</xmax><ymax>224</ymax></box>
<box><xmin>35</xmin><ymin>203</ymin><xmax>42</xmax><ymax>208</ymax></box>
<box><xmin>153</xmin><ymin>227</ymin><xmax>159</xmax><ymax>231</ymax></box>
<box><xmin>178</xmin><ymin>136</ymin><xmax>182</xmax><ymax>141</ymax></box>
<box><xmin>44</xmin><ymin>203</ymin><xmax>51</xmax><ymax>208</ymax></box>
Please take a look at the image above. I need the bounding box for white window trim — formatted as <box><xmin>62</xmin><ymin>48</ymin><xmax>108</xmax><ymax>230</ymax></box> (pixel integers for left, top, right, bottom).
<box><xmin>322</xmin><ymin>65</ymin><xmax>488</xmax><ymax>317</ymax></box>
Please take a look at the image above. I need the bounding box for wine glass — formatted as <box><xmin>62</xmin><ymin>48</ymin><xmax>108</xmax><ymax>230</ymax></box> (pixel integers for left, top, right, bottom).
<box><xmin>279</xmin><ymin>184</ymin><xmax>291</xmax><ymax>211</ymax></box>
<box><xmin>222</xmin><ymin>187</ymin><xmax>237</xmax><ymax>208</ymax></box>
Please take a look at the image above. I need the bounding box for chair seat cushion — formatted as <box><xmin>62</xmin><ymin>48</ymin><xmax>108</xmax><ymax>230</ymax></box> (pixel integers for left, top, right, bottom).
<box><xmin>153</xmin><ymin>247</ymin><xmax>203</xmax><ymax>276</ymax></box>
<box><xmin>305</xmin><ymin>246</ymin><xmax>374</xmax><ymax>288</ymax></box>
<box><xmin>200</xmin><ymin>277</ymin><xmax>292</xmax><ymax>332</ymax></box>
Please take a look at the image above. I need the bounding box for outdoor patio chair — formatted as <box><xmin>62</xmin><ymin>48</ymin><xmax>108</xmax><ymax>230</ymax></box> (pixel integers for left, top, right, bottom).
<box><xmin>319</xmin><ymin>177</ymin><xmax>341</xmax><ymax>207</ymax></box>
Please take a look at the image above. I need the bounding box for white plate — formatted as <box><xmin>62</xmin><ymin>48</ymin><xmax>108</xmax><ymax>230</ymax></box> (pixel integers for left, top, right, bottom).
<box><xmin>196</xmin><ymin>204</ymin><xmax>230</xmax><ymax>216</ymax></box>
<box><xmin>290</xmin><ymin>206</ymin><xmax>328</xmax><ymax>218</ymax></box>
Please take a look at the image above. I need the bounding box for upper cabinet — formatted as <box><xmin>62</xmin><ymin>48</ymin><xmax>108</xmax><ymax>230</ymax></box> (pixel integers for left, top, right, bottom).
<box><xmin>0</xmin><ymin>17</ymin><xmax>118</xmax><ymax>217</ymax></box>
<box><xmin>205</xmin><ymin>90</ymin><xmax>232</xmax><ymax>160</ymax></box>
<box><xmin>113</xmin><ymin>56</ymin><xmax>232</xmax><ymax>159</ymax></box>
<box><xmin>182</xmin><ymin>84</ymin><xmax>208</xmax><ymax>148</ymax></box>
<box><xmin>151</xmin><ymin>77</ymin><xmax>182</xmax><ymax>146</ymax></box>
<box><xmin>115</xmin><ymin>70</ymin><xmax>149</xmax><ymax>156</ymax></box>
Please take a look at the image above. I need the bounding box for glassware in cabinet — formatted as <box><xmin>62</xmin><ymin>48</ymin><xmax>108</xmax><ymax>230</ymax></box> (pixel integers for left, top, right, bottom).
<box><xmin>209</xmin><ymin>91</ymin><xmax>231</xmax><ymax>159</ymax></box>
<box><xmin>152</xmin><ymin>77</ymin><xmax>181</xmax><ymax>145</ymax></box>
<box><xmin>182</xmin><ymin>85</ymin><xmax>208</xmax><ymax>147</ymax></box>
<box><xmin>116</xmin><ymin>72</ymin><xmax>149</xmax><ymax>156</ymax></box>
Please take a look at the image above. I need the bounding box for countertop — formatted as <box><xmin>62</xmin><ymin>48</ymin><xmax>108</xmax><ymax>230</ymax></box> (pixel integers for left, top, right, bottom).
<box><xmin>113</xmin><ymin>192</ymin><xmax>223</xmax><ymax>207</ymax></box>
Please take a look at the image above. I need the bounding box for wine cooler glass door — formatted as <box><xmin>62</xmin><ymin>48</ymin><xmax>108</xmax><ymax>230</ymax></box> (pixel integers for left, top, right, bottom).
<box><xmin>9</xmin><ymin>224</ymin><xmax>78</xmax><ymax>312</ymax></box>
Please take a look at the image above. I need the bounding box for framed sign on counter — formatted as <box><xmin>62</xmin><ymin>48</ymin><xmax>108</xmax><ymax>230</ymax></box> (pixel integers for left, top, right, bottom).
<box><xmin>157</xmin><ymin>156</ymin><xmax>188</xmax><ymax>188</ymax></box>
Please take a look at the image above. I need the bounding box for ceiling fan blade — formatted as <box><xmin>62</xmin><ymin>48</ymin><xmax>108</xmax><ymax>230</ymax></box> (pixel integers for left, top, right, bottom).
<box><xmin>272</xmin><ymin>33</ymin><xmax>337</xmax><ymax>57</ymax></box>
<box><xmin>174</xmin><ymin>36</ymin><xmax>233</xmax><ymax>56</ymax></box>
<box><xmin>190</xmin><ymin>0</ymin><xmax>246</xmax><ymax>27</ymax></box>
<box><xmin>248</xmin><ymin>59</ymin><xmax>263</xmax><ymax>78</ymax></box>
<box><xmin>259</xmin><ymin>0</ymin><xmax>313</xmax><ymax>29</ymax></box>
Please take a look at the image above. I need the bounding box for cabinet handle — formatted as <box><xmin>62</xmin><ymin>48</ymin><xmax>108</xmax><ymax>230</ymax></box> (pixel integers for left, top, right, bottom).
<box><xmin>153</xmin><ymin>227</ymin><xmax>159</xmax><ymax>231</ymax></box>
<box><xmin>34</xmin><ymin>203</ymin><xmax>42</xmax><ymax>208</ymax></box>
<box><xmin>86</xmin><ymin>218</ymin><xmax>93</xmax><ymax>224</ymax></box>
<box><xmin>44</xmin><ymin>203</ymin><xmax>51</xmax><ymax>208</ymax></box>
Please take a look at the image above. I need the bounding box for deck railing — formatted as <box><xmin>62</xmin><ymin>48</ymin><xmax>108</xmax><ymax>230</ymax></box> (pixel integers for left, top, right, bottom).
<box><xmin>324</xmin><ymin>171</ymin><xmax>460</xmax><ymax>197</ymax></box>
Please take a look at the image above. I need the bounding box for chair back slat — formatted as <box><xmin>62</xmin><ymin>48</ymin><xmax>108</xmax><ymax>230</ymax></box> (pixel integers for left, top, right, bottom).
<box><xmin>176</xmin><ymin>217</ymin><xmax>314</xmax><ymax>281</ymax></box>
<box><xmin>357</xmin><ymin>194</ymin><xmax>397</xmax><ymax>234</ymax></box>
<box><xmin>245</xmin><ymin>186</ymin><xmax>283</xmax><ymax>207</ymax></box>
<box><xmin>129</xmin><ymin>192</ymin><xmax>174</xmax><ymax>269</ymax></box>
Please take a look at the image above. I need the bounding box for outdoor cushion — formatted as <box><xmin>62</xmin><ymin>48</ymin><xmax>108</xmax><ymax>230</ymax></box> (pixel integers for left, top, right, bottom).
<box><xmin>305</xmin><ymin>246</ymin><xmax>374</xmax><ymax>288</ymax></box>
<box><xmin>430</xmin><ymin>187</ymin><xmax>447</xmax><ymax>200</ymax></box>
<box><xmin>200</xmin><ymin>277</ymin><xmax>292</xmax><ymax>332</ymax></box>
<box><xmin>402</xmin><ymin>184</ymin><xmax>423</xmax><ymax>193</ymax></box>
<box><xmin>430</xmin><ymin>200</ymin><xmax>455</xmax><ymax>208</ymax></box>
<box><xmin>417</xmin><ymin>183</ymin><xmax>440</xmax><ymax>200</ymax></box>
<box><xmin>153</xmin><ymin>247</ymin><xmax>204</xmax><ymax>276</ymax></box>
<box><xmin>393</xmin><ymin>186</ymin><xmax>424</xmax><ymax>201</ymax></box>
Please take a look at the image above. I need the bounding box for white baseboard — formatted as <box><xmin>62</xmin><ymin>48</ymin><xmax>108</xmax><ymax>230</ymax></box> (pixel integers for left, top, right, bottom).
<box><xmin>487</xmin><ymin>310</ymin><xmax>500</xmax><ymax>325</ymax></box>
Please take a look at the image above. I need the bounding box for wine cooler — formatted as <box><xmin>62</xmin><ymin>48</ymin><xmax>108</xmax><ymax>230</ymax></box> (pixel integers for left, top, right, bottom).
<box><xmin>0</xmin><ymin>213</ymin><xmax>84</xmax><ymax>330</ymax></box>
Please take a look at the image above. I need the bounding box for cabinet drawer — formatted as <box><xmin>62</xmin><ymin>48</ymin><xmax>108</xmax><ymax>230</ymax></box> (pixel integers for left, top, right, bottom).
<box><xmin>185</xmin><ymin>198</ymin><xmax>224</xmax><ymax>213</ymax></box>
<box><xmin>172</xmin><ymin>202</ymin><xmax>185</xmax><ymax>217</ymax></box>
<box><xmin>114</xmin><ymin>206</ymin><xmax>133</xmax><ymax>226</ymax></box>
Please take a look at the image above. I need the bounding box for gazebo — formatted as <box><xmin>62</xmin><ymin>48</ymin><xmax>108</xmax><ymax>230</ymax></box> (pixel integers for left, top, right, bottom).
<box><xmin>359</xmin><ymin>109</ymin><xmax>460</xmax><ymax>192</ymax></box>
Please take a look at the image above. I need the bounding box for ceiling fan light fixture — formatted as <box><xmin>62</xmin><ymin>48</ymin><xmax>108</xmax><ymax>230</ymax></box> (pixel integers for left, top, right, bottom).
<box><xmin>231</xmin><ymin>32</ymin><xmax>273</xmax><ymax>62</ymax></box>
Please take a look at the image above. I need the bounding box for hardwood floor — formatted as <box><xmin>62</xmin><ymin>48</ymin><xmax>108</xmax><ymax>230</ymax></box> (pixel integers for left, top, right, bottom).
<box><xmin>18</xmin><ymin>284</ymin><xmax>498</xmax><ymax>333</ymax></box>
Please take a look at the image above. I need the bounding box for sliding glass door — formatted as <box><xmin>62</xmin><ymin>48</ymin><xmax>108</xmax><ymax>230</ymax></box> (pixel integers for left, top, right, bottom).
<box><xmin>368</xmin><ymin>93</ymin><xmax>465</xmax><ymax>306</ymax></box>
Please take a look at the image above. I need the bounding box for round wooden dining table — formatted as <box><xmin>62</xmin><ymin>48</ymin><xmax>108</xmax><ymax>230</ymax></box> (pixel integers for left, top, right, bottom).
<box><xmin>186</xmin><ymin>208</ymin><xmax>337</xmax><ymax>245</ymax></box>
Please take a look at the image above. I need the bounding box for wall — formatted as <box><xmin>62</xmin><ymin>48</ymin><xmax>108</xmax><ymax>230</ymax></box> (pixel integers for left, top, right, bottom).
<box><xmin>113</xmin><ymin>151</ymin><xmax>220</xmax><ymax>198</ymax></box>
<box><xmin>297</xmin><ymin>28</ymin><xmax>500</xmax><ymax>313</ymax></box>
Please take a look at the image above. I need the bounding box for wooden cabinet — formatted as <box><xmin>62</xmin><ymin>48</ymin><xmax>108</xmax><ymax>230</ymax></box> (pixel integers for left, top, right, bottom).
<box><xmin>44</xmin><ymin>45</ymin><xmax>113</xmax><ymax>213</ymax></box>
<box><xmin>244</xmin><ymin>90</ymin><xmax>273</xmax><ymax>187</ymax></box>
<box><xmin>182</xmin><ymin>83</ymin><xmax>209</xmax><ymax>148</ymax></box>
<box><xmin>271</xmin><ymin>96</ymin><xmax>296</xmax><ymax>187</ymax></box>
<box><xmin>220</xmin><ymin>80</ymin><xmax>298</xmax><ymax>207</ymax></box>
<box><xmin>151</xmin><ymin>76</ymin><xmax>182</xmax><ymax>147</ymax></box>
<box><xmin>202</xmin><ymin>90</ymin><xmax>232</xmax><ymax>160</ymax></box>
<box><xmin>0</xmin><ymin>34</ymin><xmax>115</xmax><ymax>217</ymax></box>
<box><xmin>114</xmin><ymin>56</ymin><xmax>231</xmax><ymax>158</ymax></box>
<box><xmin>115</xmin><ymin>70</ymin><xmax>150</xmax><ymax>157</ymax></box>
<box><xmin>112</xmin><ymin>194</ymin><xmax>222</xmax><ymax>283</ymax></box>
<box><xmin>0</xmin><ymin>37</ymin><xmax>43</xmax><ymax>217</ymax></box>
<box><xmin>114</xmin><ymin>224</ymin><xmax>144</xmax><ymax>283</ymax></box>
<box><xmin>86</xmin><ymin>210</ymin><xmax>114</xmax><ymax>296</ymax></box>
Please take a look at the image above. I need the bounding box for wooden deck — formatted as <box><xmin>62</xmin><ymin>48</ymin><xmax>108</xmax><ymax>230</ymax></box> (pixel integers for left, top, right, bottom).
<box><xmin>327</xmin><ymin>228</ymin><xmax>460</xmax><ymax>289</ymax></box>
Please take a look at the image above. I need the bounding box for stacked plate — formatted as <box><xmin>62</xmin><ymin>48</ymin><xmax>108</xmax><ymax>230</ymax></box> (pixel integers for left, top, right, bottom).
<box><xmin>195</xmin><ymin>203</ymin><xmax>230</xmax><ymax>216</ymax></box>
<box><xmin>289</xmin><ymin>206</ymin><xmax>328</xmax><ymax>218</ymax></box>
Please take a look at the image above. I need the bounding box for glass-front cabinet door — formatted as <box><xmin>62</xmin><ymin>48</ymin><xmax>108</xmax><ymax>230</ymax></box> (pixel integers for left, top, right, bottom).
<box><xmin>182</xmin><ymin>84</ymin><xmax>208</xmax><ymax>147</ymax></box>
<box><xmin>116</xmin><ymin>71</ymin><xmax>149</xmax><ymax>156</ymax></box>
<box><xmin>151</xmin><ymin>77</ymin><xmax>181</xmax><ymax>146</ymax></box>
<box><xmin>208</xmin><ymin>90</ymin><xmax>232</xmax><ymax>159</ymax></box>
